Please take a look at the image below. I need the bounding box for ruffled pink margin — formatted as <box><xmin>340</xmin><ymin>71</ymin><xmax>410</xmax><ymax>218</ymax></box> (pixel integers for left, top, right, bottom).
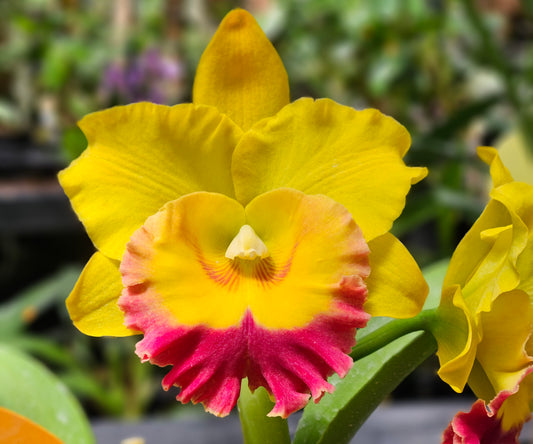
<box><xmin>119</xmin><ymin>275</ymin><xmax>369</xmax><ymax>417</ymax></box>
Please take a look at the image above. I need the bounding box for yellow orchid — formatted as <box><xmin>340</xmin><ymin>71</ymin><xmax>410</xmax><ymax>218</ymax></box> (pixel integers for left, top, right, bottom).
<box><xmin>433</xmin><ymin>146</ymin><xmax>533</xmax><ymax>430</ymax></box>
<box><xmin>59</xmin><ymin>9</ymin><xmax>427</xmax><ymax>417</ymax></box>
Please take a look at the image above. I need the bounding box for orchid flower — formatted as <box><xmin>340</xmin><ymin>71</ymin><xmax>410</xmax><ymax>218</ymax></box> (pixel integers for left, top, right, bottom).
<box><xmin>442</xmin><ymin>368</ymin><xmax>533</xmax><ymax>444</ymax></box>
<box><xmin>59</xmin><ymin>9</ymin><xmax>427</xmax><ymax>418</ymax></box>
<box><xmin>432</xmin><ymin>146</ymin><xmax>533</xmax><ymax>430</ymax></box>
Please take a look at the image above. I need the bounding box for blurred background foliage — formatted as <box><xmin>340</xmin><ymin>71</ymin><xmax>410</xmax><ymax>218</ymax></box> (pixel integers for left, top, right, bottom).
<box><xmin>1</xmin><ymin>0</ymin><xmax>533</xmax><ymax>420</ymax></box>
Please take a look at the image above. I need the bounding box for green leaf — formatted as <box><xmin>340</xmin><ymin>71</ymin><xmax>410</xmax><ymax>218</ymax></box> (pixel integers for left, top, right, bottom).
<box><xmin>293</xmin><ymin>331</ymin><xmax>436</xmax><ymax>444</ymax></box>
<box><xmin>0</xmin><ymin>344</ymin><xmax>95</xmax><ymax>444</ymax></box>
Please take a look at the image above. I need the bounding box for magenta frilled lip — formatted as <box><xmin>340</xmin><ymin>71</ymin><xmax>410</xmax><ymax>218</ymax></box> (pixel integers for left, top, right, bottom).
<box><xmin>118</xmin><ymin>189</ymin><xmax>370</xmax><ymax>417</ymax></box>
<box><xmin>121</xmin><ymin>305</ymin><xmax>368</xmax><ymax>417</ymax></box>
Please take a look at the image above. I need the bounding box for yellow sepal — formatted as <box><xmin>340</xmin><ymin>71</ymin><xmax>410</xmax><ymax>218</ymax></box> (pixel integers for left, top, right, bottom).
<box><xmin>193</xmin><ymin>9</ymin><xmax>290</xmax><ymax>130</ymax></box>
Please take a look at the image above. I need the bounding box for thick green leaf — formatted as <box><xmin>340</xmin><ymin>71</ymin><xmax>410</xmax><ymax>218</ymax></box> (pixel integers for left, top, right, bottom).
<box><xmin>293</xmin><ymin>332</ymin><xmax>436</xmax><ymax>444</ymax></box>
<box><xmin>0</xmin><ymin>344</ymin><xmax>95</xmax><ymax>444</ymax></box>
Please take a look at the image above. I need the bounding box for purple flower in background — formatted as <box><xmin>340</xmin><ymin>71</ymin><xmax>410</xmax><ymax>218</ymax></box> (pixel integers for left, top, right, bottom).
<box><xmin>101</xmin><ymin>48</ymin><xmax>184</xmax><ymax>104</ymax></box>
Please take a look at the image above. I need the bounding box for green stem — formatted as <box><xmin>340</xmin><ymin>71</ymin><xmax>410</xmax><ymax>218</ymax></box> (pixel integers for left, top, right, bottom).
<box><xmin>351</xmin><ymin>309</ymin><xmax>437</xmax><ymax>361</ymax></box>
<box><xmin>237</xmin><ymin>379</ymin><xmax>291</xmax><ymax>444</ymax></box>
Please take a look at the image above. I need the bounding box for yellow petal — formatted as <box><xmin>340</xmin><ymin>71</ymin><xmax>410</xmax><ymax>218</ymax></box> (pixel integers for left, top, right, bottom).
<box><xmin>462</xmin><ymin>223</ymin><xmax>520</xmax><ymax>313</ymax></box>
<box><xmin>364</xmin><ymin>232</ymin><xmax>428</xmax><ymax>318</ymax></box>
<box><xmin>444</xmin><ymin>200</ymin><xmax>508</xmax><ymax>289</ymax></box>
<box><xmin>433</xmin><ymin>285</ymin><xmax>479</xmax><ymax>393</ymax></box>
<box><xmin>59</xmin><ymin>102</ymin><xmax>242</xmax><ymax>260</ymax></box>
<box><xmin>475</xmin><ymin>290</ymin><xmax>533</xmax><ymax>430</ymax></box>
<box><xmin>499</xmin><ymin>372</ymin><xmax>533</xmax><ymax>431</ymax></box>
<box><xmin>517</xmin><ymin>241</ymin><xmax>533</xmax><ymax>295</ymax></box>
<box><xmin>443</xmin><ymin>199</ymin><xmax>523</xmax><ymax>314</ymax></box>
<box><xmin>475</xmin><ymin>290</ymin><xmax>532</xmax><ymax>395</ymax></box>
<box><xmin>232</xmin><ymin>98</ymin><xmax>427</xmax><ymax>241</ymax></box>
<box><xmin>490</xmin><ymin>181</ymin><xmax>533</xmax><ymax>227</ymax></box>
<box><xmin>468</xmin><ymin>360</ymin><xmax>497</xmax><ymax>403</ymax></box>
<box><xmin>193</xmin><ymin>9</ymin><xmax>290</xmax><ymax>131</ymax></box>
<box><xmin>489</xmin><ymin>181</ymin><xmax>533</xmax><ymax>296</ymax></box>
<box><xmin>66</xmin><ymin>252</ymin><xmax>135</xmax><ymax>337</ymax></box>
<box><xmin>477</xmin><ymin>146</ymin><xmax>514</xmax><ymax>188</ymax></box>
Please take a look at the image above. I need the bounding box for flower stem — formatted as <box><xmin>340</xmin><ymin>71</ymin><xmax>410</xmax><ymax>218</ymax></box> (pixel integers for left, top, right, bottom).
<box><xmin>237</xmin><ymin>379</ymin><xmax>291</xmax><ymax>444</ymax></box>
<box><xmin>351</xmin><ymin>309</ymin><xmax>437</xmax><ymax>361</ymax></box>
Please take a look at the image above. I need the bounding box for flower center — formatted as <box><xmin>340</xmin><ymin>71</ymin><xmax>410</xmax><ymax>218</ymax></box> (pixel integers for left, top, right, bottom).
<box><xmin>225</xmin><ymin>224</ymin><xmax>269</xmax><ymax>260</ymax></box>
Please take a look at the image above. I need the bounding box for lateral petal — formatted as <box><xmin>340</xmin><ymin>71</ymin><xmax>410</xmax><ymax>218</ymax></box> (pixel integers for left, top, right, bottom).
<box><xmin>443</xmin><ymin>199</ymin><xmax>524</xmax><ymax>315</ymax></box>
<box><xmin>59</xmin><ymin>102</ymin><xmax>242</xmax><ymax>260</ymax></box>
<box><xmin>490</xmin><ymin>181</ymin><xmax>533</xmax><ymax>296</ymax></box>
<box><xmin>232</xmin><ymin>98</ymin><xmax>427</xmax><ymax>241</ymax></box>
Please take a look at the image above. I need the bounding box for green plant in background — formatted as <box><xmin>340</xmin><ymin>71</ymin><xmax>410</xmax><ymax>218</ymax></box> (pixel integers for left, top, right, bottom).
<box><xmin>0</xmin><ymin>0</ymin><xmax>183</xmax><ymax>157</ymax></box>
